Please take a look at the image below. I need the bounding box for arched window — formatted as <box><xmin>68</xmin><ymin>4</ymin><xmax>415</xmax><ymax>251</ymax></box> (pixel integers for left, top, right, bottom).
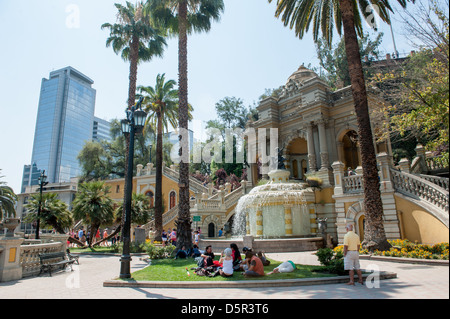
<box><xmin>169</xmin><ymin>191</ymin><xmax>176</xmax><ymax>209</ymax></box>
<box><xmin>145</xmin><ymin>191</ymin><xmax>154</xmax><ymax>208</ymax></box>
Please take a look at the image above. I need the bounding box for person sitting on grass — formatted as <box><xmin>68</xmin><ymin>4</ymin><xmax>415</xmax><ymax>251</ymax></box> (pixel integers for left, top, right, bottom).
<box><xmin>267</xmin><ymin>260</ymin><xmax>296</xmax><ymax>275</ymax></box>
<box><xmin>242</xmin><ymin>251</ymin><xmax>265</xmax><ymax>277</ymax></box>
<box><xmin>175</xmin><ymin>246</ymin><xmax>188</xmax><ymax>259</ymax></box>
<box><xmin>218</xmin><ymin>248</ymin><xmax>234</xmax><ymax>277</ymax></box>
<box><xmin>190</xmin><ymin>244</ymin><xmax>201</xmax><ymax>258</ymax></box>
<box><xmin>230</xmin><ymin>243</ymin><xmax>242</xmax><ymax>271</ymax></box>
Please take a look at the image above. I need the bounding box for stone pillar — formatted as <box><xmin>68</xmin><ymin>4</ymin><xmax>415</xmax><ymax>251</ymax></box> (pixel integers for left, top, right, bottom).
<box><xmin>317</xmin><ymin>119</ymin><xmax>330</xmax><ymax>171</ymax></box>
<box><xmin>377</xmin><ymin>152</ymin><xmax>394</xmax><ymax>192</ymax></box>
<box><xmin>0</xmin><ymin>237</ymin><xmax>24</xmax><ymax>282</ymax></box>
<box><xmin>134</xmin><ymin>227</ymin><xmax>146</xmax><ymax>244</ymax></box>
<box><xmin>284</xmin><ymin>204</ymin><xmax>293</xmax><ymax>236</ymax></box>
<box><xmin>136</xmin><ymin>164</ymin><xmax>143</xmax><ymax>176</ymax></box>
<box><xmin>415</xmin><ymin>144</ymin><xmax>427</xmax><ymax>173</ymax></box>
<box><xmin>331</xmin><ymin>161</ymin><xmax>345</xmax><ymax>195</ymax></box>
<box><xmin>398</xmin><ymin>158</ymin><xmax>411</xmax><ymax>173</ymax></box>
<box><xmin>306</xmin><ymin>124</ymin><xmax>317</xmax><ymax>172</ymax></box>
<box><xmin>256</xmin><ymin>209</ymin><xmax>263</xmax><ymax>238</ymax></box>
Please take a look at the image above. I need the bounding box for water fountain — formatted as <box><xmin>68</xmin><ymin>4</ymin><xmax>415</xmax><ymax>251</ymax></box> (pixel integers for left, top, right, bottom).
<box><xmin>200</xmin><ymin>152</ymin><xmax>324</xmax><ymax>252</ymax></box>
<box><xmin>233</xmin><ymin>169</ymin><xmax>313</xmax><ymax>238</ymax></box>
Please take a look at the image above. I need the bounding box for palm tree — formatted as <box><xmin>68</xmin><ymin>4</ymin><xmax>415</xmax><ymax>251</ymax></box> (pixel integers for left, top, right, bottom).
<box><xmin>138</xmin><ymin>73</ymin><xmax>179</xmax><ymax>241</ymax></box>
<box><xmin>96</xmin><ymin>193</ymin><xmax>153</xmax><ymax>247</ymax></box>
<box><xmin>24</xmin><ymin>193</ymin><xmax>73</xmax><ymax>235</ymax></box>
<box><xmin>72</xmin><ymin>181</ymin><xmax>115</xmax><ymax>247</ymax></box>
<box><xmin>102</xmin><ymin>1</ymin><xmax>167</xmax><ymax>236</ymax></box>
<box><xmin>268</xmin><ymin>0</ymin><xmax>414</xmax><ymax>251</ymax></box>
<box><xmin>145</xmin><ymin>0</ymin><xmax>224</xmax><ymax>251</ymax></box>
<box><xmin>0</xmin><ymin>170</ymin><xmax>17</xmax><ymax>219</ymax></box>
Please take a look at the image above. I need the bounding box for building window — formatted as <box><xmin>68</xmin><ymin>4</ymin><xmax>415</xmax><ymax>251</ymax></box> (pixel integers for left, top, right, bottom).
<box><xmin>116</xmin><ymin>185</ymin><xmax>120</xmax><ymax>193</ymax></box>
<box><xmin>145</xmin><ymin>191</ymin><xmax>154</xmax><ymax>208</ymax></box>
<box><xmin>169</xmin><ymin>191</ymin><xmax>176</xmax><ymax>209</ymax></box>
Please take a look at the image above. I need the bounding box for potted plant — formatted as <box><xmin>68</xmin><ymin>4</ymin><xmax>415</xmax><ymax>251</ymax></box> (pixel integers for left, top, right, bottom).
<box><xmin>305</xmin><ymin>173</ymin><xmax>323</xmax><ymax>188</ymax></box>
<box><xmin>0</xmin><ymin>172</ymin><xmax>19</xmax><ymax>237</ymax></box>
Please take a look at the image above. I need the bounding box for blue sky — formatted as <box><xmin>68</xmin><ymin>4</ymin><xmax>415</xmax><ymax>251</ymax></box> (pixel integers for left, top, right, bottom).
<box><xmin>0</xmin><ymin>0</ymin><xmax>413</xmax><ymax>193</ymax></box>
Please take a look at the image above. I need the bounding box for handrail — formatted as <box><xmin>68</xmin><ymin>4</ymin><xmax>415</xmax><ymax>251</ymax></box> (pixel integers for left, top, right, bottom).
<box><xmin>390</xmin><ymin>168</ymin><xmax>449</xmax><ymax>213</ymax></box>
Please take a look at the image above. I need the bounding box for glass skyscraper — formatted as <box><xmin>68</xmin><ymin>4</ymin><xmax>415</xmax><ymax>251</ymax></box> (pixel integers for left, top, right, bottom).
<box><xmin>22</xmin><ymin>66</ymin><xmax>97</xmax><ymax>190</ymax></box>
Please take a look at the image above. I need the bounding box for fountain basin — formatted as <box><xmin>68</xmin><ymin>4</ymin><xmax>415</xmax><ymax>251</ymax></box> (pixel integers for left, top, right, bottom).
<box><xmin>199</xmin><ymin>236</ymin><xmax>324</xmax><ymax>253</ymax></box>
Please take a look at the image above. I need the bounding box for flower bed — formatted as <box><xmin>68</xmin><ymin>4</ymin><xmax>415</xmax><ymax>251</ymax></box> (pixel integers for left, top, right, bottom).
<box><xmin>334</xmin><ymin>240</ymin><xmax>449</xmax><ymax>260</ymax></box>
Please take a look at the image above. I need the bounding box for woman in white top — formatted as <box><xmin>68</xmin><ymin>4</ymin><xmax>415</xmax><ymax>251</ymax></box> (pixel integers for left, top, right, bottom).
<box><xmin>219</xmin><ymin>248</ymin><xmax>234</xmax><ymax>277</ymax></box>
<box><xmin>267</xmin><ymin>260</ymin><xmax>296</xmax><ymax>275</ymax></box>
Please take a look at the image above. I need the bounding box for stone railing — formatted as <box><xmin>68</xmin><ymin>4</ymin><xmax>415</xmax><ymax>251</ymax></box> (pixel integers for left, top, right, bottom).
<box><xmin>20</xmin><ymin>242</ymin><xmax>64</xmax><ymax>277</ymax></box>
<box><xmin>390</xmin><ymin>169</ymin><xmax>449</xmax><ymax>213</ymax></box>
<box><xmin>194</xmin><ymin>199</ymin><xmax>225</xmax><ymax>211</ymax></box>
<box><xmin>343</xmin><ymin>175</ymin><xmax>364</xmax><ymax>193</ymax></box>
<box><xmin>163</xmin><ymin>166</ymin><xmax>209</xmax><ymax>195</ymax></box>
<box><xmin>224</xmin><ymin>185</ymin><xmax>243</xmax><ymax>208</ymax></box>
<box><xmin>418</xmin><ymin>174</ymin><xmax>449</xmax><ymax>192</ymax></box>
<box><xmin>142</xmin><ymin>204</ymin><xmax>180</xmax><ymax>234</ymax></box>
<box><xmin>426</xmin><ymin>156</ymin><xmax>448</xmax><ymax>172</ymax></box>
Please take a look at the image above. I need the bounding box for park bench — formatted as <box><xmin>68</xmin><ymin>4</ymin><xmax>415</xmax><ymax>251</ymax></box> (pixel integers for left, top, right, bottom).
<box><xmin>66</xmin><ymin>249</ymin><xmax>80</xmax><ymax>265</ymax></box>
<box><xmin>38</xmin><ymin>252</ymin><xmax>75</xmax><ymax>277</ymax></box>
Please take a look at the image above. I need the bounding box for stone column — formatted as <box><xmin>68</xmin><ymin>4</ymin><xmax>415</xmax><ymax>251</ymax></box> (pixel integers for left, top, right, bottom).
<box><xmin>256</xmin><ymin>209</ymin><xmax>263</xmax><ymax>238</ymax></box>
<box><xmin>0</xmin><ymin>237</ymin><xmax>24</xmax><ymax>282</ymax></box>
<box><xmin>398</xmin><ymin>158</ymin><xmax>411</xmax><ymax>173</ymax></box>
<box><xmin>415</xmin><ymin>144</ymin><xmax>427</xmax><ymax>173</ymax></box>
<box><xmin>306</xmin><ymin>123</ymin><xmax>317</xmax><ymax>172</ymax></box>
<box><xmin>377</xmin><ymin>152</ymin><xmax>394</xmax><ymax>192</ymax></box>
<box><xmin>317</xmin><ymin>119</ymin><xmax>330</xmax><ymax>171</ymax></box>
<box><xmin>331</xmin><ymin>161</ymin><xmax>346</xmax><ymax>195</ymax></box>
<box><xmin>284</xmin><ymin>204</ymin><xmax>293</xmax><ymax>236</ymax></box>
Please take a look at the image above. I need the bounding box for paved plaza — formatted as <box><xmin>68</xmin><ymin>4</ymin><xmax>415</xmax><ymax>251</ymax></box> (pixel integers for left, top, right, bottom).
<box><xmin>0</xmin><ymin>251</ymin><xmax>447</xmax><ymax>299</ymax></box>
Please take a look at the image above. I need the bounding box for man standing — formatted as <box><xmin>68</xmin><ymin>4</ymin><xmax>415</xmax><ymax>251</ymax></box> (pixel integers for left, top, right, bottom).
<box><xmin>343</xmin><ymin>224</ymin><xmax>363</xmax><ymax>285</ymax></box>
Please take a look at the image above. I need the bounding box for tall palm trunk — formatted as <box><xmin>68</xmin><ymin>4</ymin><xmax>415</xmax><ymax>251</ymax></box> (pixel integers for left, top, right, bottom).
<box><xmin>176</xmin><ymin>0</ymin><xmax>193</xmax><ymax>251</ymax></box>
<box><xmin>154</xmin><ymin>110</ymin><xmax>164</xmax><ymax>241</ymax></box>
<box><xmin>339</xmin><ymin>0</ymin><xmax>390</xmax><ymax>251</ymax></box>
<box><xmin>121</xmin><ymin>35</ymin><xmax>140</xmax><ymax>241</ymax></box>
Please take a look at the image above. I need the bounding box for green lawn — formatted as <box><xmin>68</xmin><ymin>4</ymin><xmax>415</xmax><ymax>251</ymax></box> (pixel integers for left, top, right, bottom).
<box><xmin>129</xmin><ymin>257</ymin><xmax>334</xmax><ymax>282</ymax></box>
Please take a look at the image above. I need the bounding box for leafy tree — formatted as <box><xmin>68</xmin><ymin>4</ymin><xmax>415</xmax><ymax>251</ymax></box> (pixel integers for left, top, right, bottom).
<box><xmin>24</xmin><ymin>193</ymin><xmax>73</xmax><ymax>235</ymax></box>
<box><xmin>72</xmin><ymin>181</ymin><xmax>115</xmax><ymax>247</ymax></box>
<box><xmin>0</xmin><ymin>170</ymin><xmax>17</xmax><ymax>219</ymax></box>
<box><xmin>371</xmin><ymin>0</ymin><xmax>449</xmax><ymax>163</ymax></box>
<box><xmin>268</xmin><ymin>0</ymin><xmax>415</xmax><ymax>251</ymax></box>
<box><xmin>315</xmin><ymin>32</ymin><xmax>384</xmax><ymax>90</ymax></box>
<box><xmin>146</xmin><ymin>0</ymin><xmax>224</xmax><ymax>251</ymax></box>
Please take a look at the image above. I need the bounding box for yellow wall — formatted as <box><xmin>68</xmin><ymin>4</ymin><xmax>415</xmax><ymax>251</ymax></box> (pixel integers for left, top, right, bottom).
<box><xmin>395</xmin><ymin>195</ymin><xmax>449</xmax><ymax>245</ymax></box>
<box><xmin>288</xmin><ymin>138</ymin><xmax>308</xmax><ymax>154</ymax></box>
<box><xmin>104</xmin><ymin>175</ymin><xmax>194</xmax><ymax>217</ymax></box>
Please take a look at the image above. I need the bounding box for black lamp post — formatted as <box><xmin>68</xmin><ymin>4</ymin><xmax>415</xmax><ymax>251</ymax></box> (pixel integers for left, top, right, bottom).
<box><xmin>35</xmin><ymin>170</ymin><xmax>48</xmax><ymax>240</ymax></box>
<box><xmin>119</xmin><ymin>97</ymin><xmax>147</xmax><ymax>279</ymax></box>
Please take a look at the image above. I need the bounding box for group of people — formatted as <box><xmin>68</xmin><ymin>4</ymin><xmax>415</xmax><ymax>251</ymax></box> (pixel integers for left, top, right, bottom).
<box><xmin>161</xmin><ymin>228</ymin><xmax>177</xmax><ymax>246</ymax></box>
<box><xmin>69</xmin><ymin>228</ymin><xmax>117</xmax><ymax>247</ymax></box>
<box><xmin>181</xmin><ymin>243</ymin><xmax>296</xmax><ymax>278</ymax></box>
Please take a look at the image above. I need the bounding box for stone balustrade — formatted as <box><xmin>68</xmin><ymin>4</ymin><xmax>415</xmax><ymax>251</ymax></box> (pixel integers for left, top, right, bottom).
<box><xmin>0</xmin><ymin>233</ymin><xmax>68</xmax><ymax>282</ymax></box>
<box><xmin>20</xmin><ymin>242</ymin><xmax>64</xmax><ymax>277</ymax></box>
<box><xmin>390</xmin><ymin>169</ymin><xmax>449</xmax><ymax>214</ymax></box>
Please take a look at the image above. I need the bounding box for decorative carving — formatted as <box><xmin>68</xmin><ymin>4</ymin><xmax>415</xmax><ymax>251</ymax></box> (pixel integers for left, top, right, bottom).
<box><xmin>308</xmin><ymin>154</ymin><xmax>317</xmax><ymax>171</ymax></box>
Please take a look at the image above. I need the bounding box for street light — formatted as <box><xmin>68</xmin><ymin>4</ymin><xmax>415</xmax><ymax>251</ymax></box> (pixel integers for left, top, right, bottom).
<box><xmin>35</xmin><ymin>170</ymin><xmax>48</xmax><ymax>240</ymax></box>
<box><xmin>119</xmin><ymin>97</ymin><xmax>147</xmax><ymax>279</ymax></box>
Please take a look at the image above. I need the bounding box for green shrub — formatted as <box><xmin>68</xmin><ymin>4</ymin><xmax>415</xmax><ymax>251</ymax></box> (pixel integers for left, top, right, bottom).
<box><xmin>315</xmin><ymin>247</ymin><xmax>345</xmax><ymax>275</ymax></box>
<box><xmin>146</xmin><ymin>244</ymin><xmax>176</xmax><ymax>259</ymax></box>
